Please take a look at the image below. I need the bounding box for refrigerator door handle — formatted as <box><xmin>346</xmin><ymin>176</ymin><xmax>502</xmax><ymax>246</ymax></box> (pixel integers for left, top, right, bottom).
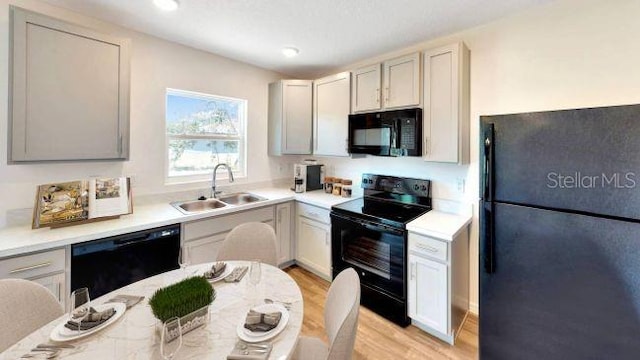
<box><xmin>483</xmin><ymin>124</ymin><xmax>495</xmax><ymax>203</ymax></box>
<box><xmin>483</xmin><ymin>123</ymin><xmax>496</xmax><ymax>273</ymax></box>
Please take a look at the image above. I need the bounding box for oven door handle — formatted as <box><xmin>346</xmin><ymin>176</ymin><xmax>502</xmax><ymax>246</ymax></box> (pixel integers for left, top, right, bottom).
<box><xmin>360</xmin><ymin>220</ymin><xmax>404</xmax><ymax>235</ymax></box>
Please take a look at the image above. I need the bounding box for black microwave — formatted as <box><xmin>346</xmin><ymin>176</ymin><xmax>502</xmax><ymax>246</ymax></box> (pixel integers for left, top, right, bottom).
<box><xmin>348</xmin><ymin>108</ymin><xmax>422</xmax><ymax>156</ymax></box>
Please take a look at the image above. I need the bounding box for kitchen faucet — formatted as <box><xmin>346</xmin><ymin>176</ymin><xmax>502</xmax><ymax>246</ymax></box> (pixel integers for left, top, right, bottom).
<box><xmin>211</xmin><ymin>163</ymin><xmax>234</xmax><ymax>198</ymax></box>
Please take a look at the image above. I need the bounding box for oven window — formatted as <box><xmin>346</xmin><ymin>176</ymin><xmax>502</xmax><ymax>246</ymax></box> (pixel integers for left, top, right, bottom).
<box><xmin>343</xmin><ymin>233</ymin><xmax>394</xmax><ymax>279</ymax></box>
<box><xmin>353</xmin><ymin>128</ymin><xmax>391</xmax><ymax>146</ymax></box>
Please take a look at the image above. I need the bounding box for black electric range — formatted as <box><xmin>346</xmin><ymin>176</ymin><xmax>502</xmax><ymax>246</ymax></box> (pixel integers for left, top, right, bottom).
<box><xmin>331</xmin><ymin>174</ymin><xmax>432</xmax><ymax>326</ymax></box>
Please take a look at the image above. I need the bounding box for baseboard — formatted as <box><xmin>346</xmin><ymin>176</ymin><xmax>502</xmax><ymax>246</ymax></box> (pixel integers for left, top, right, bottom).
<box><xmin>469</xmin><ymin>301</ymin><xmax>479</xmax><ymax>315</ymax></box>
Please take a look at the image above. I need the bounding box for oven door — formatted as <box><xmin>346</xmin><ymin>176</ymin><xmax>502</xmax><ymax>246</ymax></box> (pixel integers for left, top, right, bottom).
<box><xmin>331</xmin><ymin>212</ymin><xmax>406</xmax><ymax>299</ymax></box>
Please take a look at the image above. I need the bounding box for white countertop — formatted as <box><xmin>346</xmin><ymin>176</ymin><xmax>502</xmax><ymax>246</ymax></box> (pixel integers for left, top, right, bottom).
<box><xmin>0</xmin><ymin>187</ymin><xmax>353</xmax><ymax>259</ymax></box>
<box><xmin>406</xmin><ymin>210</ymin><xmax>472</xmax><ymax>241</ymax></box>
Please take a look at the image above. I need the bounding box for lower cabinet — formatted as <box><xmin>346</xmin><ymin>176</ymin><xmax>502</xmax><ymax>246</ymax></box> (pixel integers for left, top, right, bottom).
<box><xmin>409</xmin><ymin>255</ymin><xmax>447</xmax><ymax>334</ymax></box>
<box><xmin>0</xmin><ymin>248</ymin><xmax>66</xmax><ymax>308</ymax></box>
<box><xmin>295</xmin><ymin>203</ymin><xmax>331</xmax><ymax>280</ymax></box>
<box><xmin>275</xmin><ymin>202</ymin><xmax>294</xmax><ymax>267</ymax></box>
<box><xmin>407</xmin><ymin>229</ymin><xmax>469</xmax><ymax>344</ymax></box>
<box><xmin>182</xmin><ymin>206</ymin><xmax>276</xmax><ymax>266</ymax></box>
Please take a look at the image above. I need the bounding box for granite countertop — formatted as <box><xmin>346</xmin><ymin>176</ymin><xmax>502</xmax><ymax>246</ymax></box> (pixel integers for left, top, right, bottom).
<box><xmin>0</xmin><ymin>187</ymin><xmax>353</xmax><ymax>258</ymax></box>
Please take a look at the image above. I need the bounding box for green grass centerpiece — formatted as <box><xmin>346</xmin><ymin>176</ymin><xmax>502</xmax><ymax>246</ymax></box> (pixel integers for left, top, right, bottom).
<box><xmin>149</xmin><ymin>276</ymin><xmax>216</xmax><ymax>323</ymax></box>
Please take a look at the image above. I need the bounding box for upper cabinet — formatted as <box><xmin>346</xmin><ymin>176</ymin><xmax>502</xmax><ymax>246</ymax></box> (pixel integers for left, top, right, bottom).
<box><xmin>351</xmin><ymin>64</ymin><xmax>381</xmax><ymax>113</ymax></box>
<box><xmin>422</xmin><ymin>42</ymin><xmax>470</xmax><ymax>164</ymax></box>
<box><xmin>268</xmin><ymin>80</ymin><xmax>313</xmax><ymax>155</ymax></box>
<box><xmin>9</xmin><ymin>7</ymin><xmax>130</xmax><ymax>162</ymax></box>
<box><xmin>313</xmin><ymin>72</ymin><xmax>351</xmax><ymax>157</ymax></box>
<box><xmin>351</xmin><ymin>52</ymin><xmax>421</xmax><ymax>113</ymax></box>
<box><xmin>383</xmin><ymin>52</ymin><xmax>421</xmax><ymax>109</ymax></box>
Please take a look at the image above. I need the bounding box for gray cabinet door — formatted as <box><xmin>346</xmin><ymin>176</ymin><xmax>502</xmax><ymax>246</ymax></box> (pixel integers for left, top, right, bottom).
<box><xmin>9</xmin><ymin>6</ymin><xmax>130</xmax><ymax>162</ymax></box>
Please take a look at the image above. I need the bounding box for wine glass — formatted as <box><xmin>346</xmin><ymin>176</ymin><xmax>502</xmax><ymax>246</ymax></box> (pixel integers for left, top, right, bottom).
<box><xmin>178</xmin><ymin>246</ymin><xmax>190</xmax><ymax>275</ymax></box>
<box><xmin>249</xmin><ymin>260</ymin><xmax>262</xmax><ymax>286</ymax></box>
<box><xmin>160</xmin><ymin>317</ymin><xmax>182</xmax><ymax>360</ymax></box>
<box><xmin>70</xmin><ymin>287</ymin><xmax>91</xmax><ymax>331</ymax></box>
<box><xmin>249</xmin><ymin>260</ymin><xmax>262</xmax><ymax>303</ymax></box>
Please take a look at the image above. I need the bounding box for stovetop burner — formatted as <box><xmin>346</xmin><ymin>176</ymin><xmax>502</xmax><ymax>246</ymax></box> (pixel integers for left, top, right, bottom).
<box><xmin>331</xmin><ymin>174</ymin><xmax>432</xmax><ymax>228</ymax></box>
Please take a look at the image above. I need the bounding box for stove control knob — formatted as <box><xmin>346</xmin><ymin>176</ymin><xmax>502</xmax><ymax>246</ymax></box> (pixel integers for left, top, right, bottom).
<box><xmin>414</xmin><ymin>184</ymin><xmax>419</xmax><ymax>191</ymax></box>
<box><xmin>361</xmin><ymin>272</ymin><xmax>366</xmax><ymax>277</ymax></box>
<box><xmin>421</xmin><ymin>185</ymin><xmax>427</xmax><ymax>191</ymax></box>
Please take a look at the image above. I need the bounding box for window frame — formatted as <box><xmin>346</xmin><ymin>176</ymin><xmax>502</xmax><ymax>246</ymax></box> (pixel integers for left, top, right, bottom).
<box><xmin>164</xmin><ymin>88</ymin><xmax>248</xmax><ymax>184</ymax></box>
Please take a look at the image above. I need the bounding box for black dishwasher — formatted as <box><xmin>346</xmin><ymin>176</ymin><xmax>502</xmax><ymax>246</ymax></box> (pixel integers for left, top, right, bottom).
<box><xmin>71</xmin><ymin>224</ymin><xmax>181</xmax><ymax>299</ymax></box>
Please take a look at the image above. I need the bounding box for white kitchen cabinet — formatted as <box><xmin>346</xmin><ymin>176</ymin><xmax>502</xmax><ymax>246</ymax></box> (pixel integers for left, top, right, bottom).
<box><xmin>407</xmin><ymin>228</ymin><xmax>469</xmax><ymax>344</ymax></box>
<box><xmin>409</xmin><ymin>254</ymin><xmax>448</xmax><ymax>334</ymax></box>
<box><xmin>313</xmin><ymin>72</ymin><xmax>351</xmax><ymax>156</ymax></box>
<box><xmin>268</xmin><ymin>80</ymin><xmax>313</xmax><ymax>155</ymax></box>
<box><xmin>352</xmin><ymin>52</ymin><xmax>421</xmax><ymax>114</ymax></box>
<box><xmin>0</xmin><ymin>248</ymin><xmax>67</xmax><ymax>308</ymax></box>
<box><xmin>182</xmin><ymin>206</ymin><xmax>275</xmax><ymax>265</ymax></box>
<box><xmin>422</xmin><ymin>42</ymin><xmax>470</xmax><ymax>164</ymax></box>
<box><xmin>295</xmin><ymin>203</ymin><xmax>331</xmax><ymax>280</ymax></box>
<box><xmin>351</xmin><ymin>64</ymin><xmax>381</xmax><ymax>113</ymax></box>
<box><xmin>9</xmin><ymin>6</ymin><xmax>130</xmax><ymax>162</ymax></box>
<box><xmin>32</xmin><ymin>272</ymin><xmax>66</xmax><ymax>307</ymax></box>
<box><xmin>383</xmin><ymin>52</ymin><xmax>421</xmax><ymax>109</ymax></box>
<box><xmin>275</xmin><ymin>202</ymin><xmax>294</xmax><ymax>267</ymax></box>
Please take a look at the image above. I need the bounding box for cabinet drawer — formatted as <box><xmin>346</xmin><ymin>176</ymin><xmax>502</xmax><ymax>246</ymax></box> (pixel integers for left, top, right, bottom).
<box><xmin>296</xmin><ymin>203</ymin><xmax>330</xmax><ymax>224</ymax></box>
<box><xmin>409</xmin><ymin>233</ymin><xmax>448</xmax><ymax>262</ymax></box>
<box><xmin>184</xmin><ymin>206</ymin><xmax>274</xmax><ymax>241</ymax></box>
<box><xmin>0</xmin><ymin>248</ymin><xmax>65</xmax><ymax>279</ymax></box>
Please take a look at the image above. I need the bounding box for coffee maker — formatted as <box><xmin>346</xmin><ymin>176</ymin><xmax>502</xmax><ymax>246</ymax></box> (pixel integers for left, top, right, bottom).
<box><xmin>293</xmin><ymin>164</ymin><xmax>324</xmax><ymax>193</ymax></box>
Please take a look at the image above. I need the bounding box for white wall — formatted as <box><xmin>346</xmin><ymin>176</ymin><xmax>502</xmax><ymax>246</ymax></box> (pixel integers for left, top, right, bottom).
<box><xmin>316</xmin><ymin>0</ymin><xmax>640</xmax><ymax>313</ymax></box>
<box><xmin>0</xmin><ymin>0</ymin><xmax>295</xmax><ymax>226</ymax></box>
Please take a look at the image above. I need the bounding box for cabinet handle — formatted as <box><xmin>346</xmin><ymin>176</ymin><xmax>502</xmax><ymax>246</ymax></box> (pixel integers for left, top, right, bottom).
<box><xmin>410</xmin><ymin>262</ymin><xmax>416</xmax><ymax>280</ymax></box>
<box><xmin>424</xmin><ymin>137</ymin><xmax>429</xmax><ymax>155</ymax></box>
<box><xmin>308</xmin><ymin>212</ymin><xmax>319</xmax><ymax>218</ymax></box>
<box><xmin>277</xmin><ymin>208</ymin><xmax>283</xmax><ymax>224</ymax></box>
<box><xmin>375</xmin><ymin>88</ymin><xmax>380</xmax><ymax>104</ymax></box>
<box><xmin>385</xmin><ymin>87</ymin><xmax>390</xmax><ymax>103</ymax></box>
<box><xmin>416</xmin><ymin>243</ymin><xmax>438</xmax><ymax>253</ymax></box>
<box><xmin>9</xmin><ymin>261</ymin><xmax>52</xmax><ymax>274</ymax></box>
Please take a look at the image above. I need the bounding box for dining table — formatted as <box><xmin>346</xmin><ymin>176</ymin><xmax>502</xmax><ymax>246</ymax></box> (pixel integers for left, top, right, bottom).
<box><xmin>0</xmin><ymin>261</ymin><xmax>304</xmax><ymax>360</ymax></box>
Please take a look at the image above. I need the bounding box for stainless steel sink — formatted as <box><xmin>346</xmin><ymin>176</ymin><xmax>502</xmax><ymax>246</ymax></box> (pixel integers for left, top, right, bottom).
<box><xmin>171</xmin><ymin>198</ymin><xmax>227</xmax><ymax>214</ymax></box>
<box><xmin>218</xmin><ymin>192</ymin><xmax>267</xmax><ymax>205</ymax></box>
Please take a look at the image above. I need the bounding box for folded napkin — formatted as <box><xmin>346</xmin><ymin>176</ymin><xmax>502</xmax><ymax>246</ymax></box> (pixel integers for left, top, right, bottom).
<box><xmin>107</xmin><ymin>295</ymin><xmax>144</xmax><ymax>309</ymax></box>
<box><xmin>64</xmin><ymin>307</ymin><xmax>116</xmax><ymax>331</ymax></box>
<box><xmin>244</xmin><ymin>309</ymin><xmax>282</xmax><ymax>332</ymax></box>
<box><xmin>224</xmin><ymin>266</ymin><xmax>248</xmax><ymax>283</ymax></box>
<box><xmin>204</xmin><ymin>262</ymin><xmax>227</xmax><ymax>279</ymax></box>
<box><xmin>227</xmin><ymin>341</ymin><xmax>272</xmax><ymax>360</ymax></box>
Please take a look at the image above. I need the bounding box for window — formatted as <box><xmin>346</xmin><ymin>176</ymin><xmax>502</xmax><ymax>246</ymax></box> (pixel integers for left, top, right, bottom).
<box><xmin>165</xmin><ymin>89</ymin><xmax>247</xmax><ymax>181</ymax></box>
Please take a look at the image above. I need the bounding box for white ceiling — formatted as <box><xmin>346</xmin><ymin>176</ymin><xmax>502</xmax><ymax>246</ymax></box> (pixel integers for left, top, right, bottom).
<box><xmin>42</xmin><ymin>0</ymin><xmax>553</xmax><ymax>78</ymax></box>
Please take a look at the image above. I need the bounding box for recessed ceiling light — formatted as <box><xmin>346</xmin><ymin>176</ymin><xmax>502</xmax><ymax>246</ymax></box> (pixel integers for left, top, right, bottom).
<box><xmin>282</xmin><ymin>47</ymin><xmax>300</xmax><ymax>58</ymax></box>
<box><xmin>154</xmin><ymin>0</ymin><xmax>179</xmax><ymax>11</ymax></box>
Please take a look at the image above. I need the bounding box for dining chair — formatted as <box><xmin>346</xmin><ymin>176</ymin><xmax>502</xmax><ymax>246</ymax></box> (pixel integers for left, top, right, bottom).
<box><xmin>216</xmin><ymin>222</ymin><xmax>278</xmax><ymax>266</ymax></box>
<box><xmin>292</xmin><ymin>267</ymin><xmax>361</xmax><ymax>360</ymax></box>
<box><xmin>0</xmin><ymin>278</ymin><xmax>64</xmax><ymax>352</ymax></box>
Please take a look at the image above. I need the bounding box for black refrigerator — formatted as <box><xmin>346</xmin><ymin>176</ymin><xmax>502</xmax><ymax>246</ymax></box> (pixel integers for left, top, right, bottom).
<box><xmin>480</xmin><ymin>104</ymin><xmax>640</xmax><ymax>359</ymax></box>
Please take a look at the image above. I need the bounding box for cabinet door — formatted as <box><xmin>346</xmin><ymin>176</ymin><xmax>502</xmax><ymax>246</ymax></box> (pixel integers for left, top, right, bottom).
<box><xmin>275</xmin><ymin>202</ymin><xmax>293</xmax><ymax>266</ymax></box>
<box><xmin>383</xmin><ymin>53</ymin><xmax>421</xmax><ymax>109</ymax></box>
<box><xmin>31</xmin><ymin>272</ymin><xmax>66</xmax><ymax>308</ymax></box>
<box><xmin>184</xmin><ymin>232</ymin><xmax>228</xmax><ymax>265</ymax></box>
<box><xmin>423</xmin><ymin>42</ymin><xmax>470</xmax><ymax>164</ymax></box>
<box><xmin>408</xmin><ymin>255</ymin><xmax>448</xmax><ymax>334</ymax></box>
<box><xmin>10</xmin><ymin>7</ymin><xmax>130</xmax><ymax>162</ymax></box>
<box><xmin>351</xmin><ymin>64</ymin><xmax>381</xmax><ymax>113</ymax></box>
<box><xmin>296</xmin><ymin>217</ymin><xmax>331</xmax><ymax>279</ymax></box>
<box><xmin>282</xmin><ymin>80</ymin><xmax>313</xmax><ymax>154</ymax></box>
<box><xmin>313</xmin><ymin>72</ymin><xmax>351</xmax><ymax>156</ymax></box>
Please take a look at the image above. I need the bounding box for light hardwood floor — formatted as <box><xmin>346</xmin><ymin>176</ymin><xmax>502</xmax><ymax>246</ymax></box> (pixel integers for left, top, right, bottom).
<box><xmin>286</xmin><ymin>266</ymin><xmax>478</xmax><ymax>360</ymax></box>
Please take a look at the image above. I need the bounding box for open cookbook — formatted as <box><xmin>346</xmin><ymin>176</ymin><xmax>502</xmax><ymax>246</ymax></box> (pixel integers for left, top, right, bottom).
<box><xmin>32</xmin><ymin>177</ymin><xmax>132</xmax><ymax>229</ymax></box>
